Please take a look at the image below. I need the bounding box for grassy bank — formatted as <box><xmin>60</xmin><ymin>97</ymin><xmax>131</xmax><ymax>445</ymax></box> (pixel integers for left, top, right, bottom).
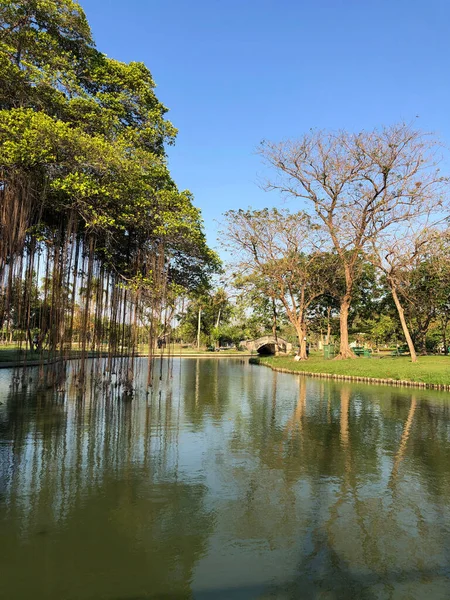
<box><xmin>145</xmin><ymin>344</ymin><xmax>248</xmax><ymax>356</ymax></box>
<box><xmin>254</xmin><ymin>354</ymin><xmax>450</xmax><ymax>386</ymax></box>
<box><xmin>0</xmin><ymin>343</ymin><xmax>250</xmax><ymax>366</ymax></box>
<box><xmin>0</xmin><ymin>347</ymin><xmax>105</xmax><ymax>366</ymax></box>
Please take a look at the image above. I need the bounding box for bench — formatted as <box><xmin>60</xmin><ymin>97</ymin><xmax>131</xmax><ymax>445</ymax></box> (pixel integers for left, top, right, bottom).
<box><xmin>391</xmin><ymin>347</ymin><xmax>408</xmax><ymax>356</ymax></box>
<box><xmin>353</xmin><ymin>347</ymin><xmax>372</xmax><ymax>357</ymax></box>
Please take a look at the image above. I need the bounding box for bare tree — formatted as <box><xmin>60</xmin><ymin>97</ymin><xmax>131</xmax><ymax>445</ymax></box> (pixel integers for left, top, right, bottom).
<box><xmin>259</xmin><ymin>123</ymin><xmax>446</xmax><ymax>358</ymax></box>
<box><xmin>371</xmin><ymin>224</ymin><xmax>449</xmax><ymax>362</ymax></box>
<box><xmin>222</xmin><ymin>208</ymin><xmax>337</xmax><ymax>359</ymax></box>
<box><xmin>372</xmin><ymin>229</ymin><xmax>428</xmax><ymax>363</ymax></box>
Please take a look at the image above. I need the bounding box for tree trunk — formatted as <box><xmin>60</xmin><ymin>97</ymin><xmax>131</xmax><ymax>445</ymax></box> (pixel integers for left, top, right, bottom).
<box><xmin>326</xmin><ymin>306</ymin><xmax>332</xmax><ymax>345</ymax></box>
<box><xmin>272</xmin><ymin>298</ymin><xmax>278</xmax><ymax>343</ymax></box>
<box><xmin>336</xmin><ymin>295</ymin><xmax>355</xmax><ymax>359</ymax></box>
<box><xmin>295</xmin><ymin>323</ymin><xmax>308</xmax><ymax>360</ymax></box>
<box><xmin>443</xmin><ymin>319</ymin><xmax>448</xmax><ymax>355</ymax></box>
<box><xmin>390</xmin><ymin>285</ymin><xmax>417</xmax><ymax>363</ymax></box>
<box><xmin>417</xmin><ymin>330</ymin><xmax>428</xmax><ymax>355</ymax></box>
<box><xmin>180</xmin><ymin>297</ymin><xmax>185</xmax><ymax>346</ymax></box>
<box><xmin>26</xmin><ymin>328</ymin><xmax>33</xmax><ymax>352</ymax></box>
<box><xmin>215</xmin><ymin>308</ymin><xmax>221</xmax><ymax>349</ymax></box>
<box><xmin>197</xmin><ymin>306</ymin><xmax>202</xmax><ymax>349</ymax></box>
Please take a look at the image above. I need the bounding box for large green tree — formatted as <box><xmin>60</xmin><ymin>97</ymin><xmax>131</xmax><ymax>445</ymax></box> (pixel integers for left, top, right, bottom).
<box><xmin>0</xmin><ymin>0</ymin><xmax>218</xmax><ymax>379</ymax></box>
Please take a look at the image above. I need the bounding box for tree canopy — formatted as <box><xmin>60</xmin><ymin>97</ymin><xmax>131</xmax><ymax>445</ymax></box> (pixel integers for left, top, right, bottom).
<box><xmin>0</xmin><ymin>0</ymin><xmax>219</xmax><ymax>388</ymax></box>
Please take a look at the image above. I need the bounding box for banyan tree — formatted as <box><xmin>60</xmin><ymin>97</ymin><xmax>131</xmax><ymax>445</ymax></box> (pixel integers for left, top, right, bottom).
<box><xmin>0</xmin><ymin>1</ymin><xmax>219</xmax><ymax>390</ymax></box>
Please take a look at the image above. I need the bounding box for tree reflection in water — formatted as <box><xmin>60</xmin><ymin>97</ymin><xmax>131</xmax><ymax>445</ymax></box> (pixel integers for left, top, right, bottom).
<box><xmin>0</xmin><ymin>362</ymin><xmax>213</xmax><ymax>599</ymax></box>
<box><xmin>2</xmin><ymin>359</ymin><xmax>450</xmax><ymax>599</ymax></box>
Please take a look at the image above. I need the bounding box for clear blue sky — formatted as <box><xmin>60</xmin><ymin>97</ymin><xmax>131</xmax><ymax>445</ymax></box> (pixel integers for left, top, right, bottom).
<box><xmin>79</xmin><ymin>0</ymin><xmax>450</xmax><ymax>253</ymax></box>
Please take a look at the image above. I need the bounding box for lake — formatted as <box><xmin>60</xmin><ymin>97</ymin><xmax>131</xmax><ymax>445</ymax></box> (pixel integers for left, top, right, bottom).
<box><xmin>1</xmin><ymin>357</ymin><xmax>450</xmax><ymax>599</ymax></box>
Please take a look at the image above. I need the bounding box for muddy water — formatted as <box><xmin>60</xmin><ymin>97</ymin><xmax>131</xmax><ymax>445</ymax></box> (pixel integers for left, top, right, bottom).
<box><xmin>1</xmin><ymin>358</ymin><xmax>450</xmax><ymax>599</ymax></box>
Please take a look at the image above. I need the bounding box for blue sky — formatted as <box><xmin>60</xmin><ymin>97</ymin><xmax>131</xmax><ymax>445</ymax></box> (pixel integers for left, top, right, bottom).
<box><xmin>79</xmin><ymin>0</ymin><xmax>450</xmax><ymax>253</ymax></box>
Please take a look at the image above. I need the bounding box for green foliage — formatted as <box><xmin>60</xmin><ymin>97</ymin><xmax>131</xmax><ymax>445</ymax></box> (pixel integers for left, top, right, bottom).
<box><xmin>0</xmin><ymin>0</ymin><xmax>219</xmax><ymax>363</ymax></box>
<box><xmin>0</xmin><ymin>0</ymin><xmax>218</xmax><ymax>280</ymax></box>
<box><xmin>365</xmin><ymin>314</ymin><xmax>398</xmax><ymax>347</ymax></box>
<box><xmin>175</xmin><ymin>288</ymin><xmax>234</xmax><ymax>345</ymax></box>
<box><xmin>0</xmin><ymin>0</ymin><xmax>93</xmax><ymax>110</ymax></box>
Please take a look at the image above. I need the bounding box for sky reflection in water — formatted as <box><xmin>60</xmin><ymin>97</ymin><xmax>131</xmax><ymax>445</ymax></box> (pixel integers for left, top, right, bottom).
<box><xmin>1</xmin><ymin>358</ymin><xmax>450</xmax><ymax>599</ymax></box>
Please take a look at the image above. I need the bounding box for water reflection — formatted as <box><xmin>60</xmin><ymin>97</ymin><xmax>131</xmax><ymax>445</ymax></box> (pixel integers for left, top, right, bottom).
<box><xmin>1</xmin><ymin>359</ymin><xmax>450</xmax><ymax>599</ymax></box>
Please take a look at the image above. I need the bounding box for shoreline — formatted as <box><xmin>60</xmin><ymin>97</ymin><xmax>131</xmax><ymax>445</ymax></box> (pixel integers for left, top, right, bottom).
<box><xmin>251</xmin><ymin>358</ymin><xmax>450</xmax><ymax>392</ymax></box>
<box><xmin>0</xmin><ymin>352</ymin><xmax>253</xmax><ymax>370</ymax></box>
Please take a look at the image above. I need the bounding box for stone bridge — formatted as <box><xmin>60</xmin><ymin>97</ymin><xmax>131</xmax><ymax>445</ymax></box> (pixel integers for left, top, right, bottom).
<box><xmin>240</xmin><ymin>335</ymin><xmax>292</xmax><ymax>355</ymax></box>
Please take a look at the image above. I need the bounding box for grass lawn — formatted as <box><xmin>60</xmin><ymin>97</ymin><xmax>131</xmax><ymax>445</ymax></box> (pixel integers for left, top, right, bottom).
<box><xmin>255</xmin><ymin>353</ymin><xmax>450</xmax><ymax>385</ymax></box>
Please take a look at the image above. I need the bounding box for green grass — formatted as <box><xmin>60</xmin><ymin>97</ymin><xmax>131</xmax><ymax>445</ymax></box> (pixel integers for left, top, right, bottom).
<box><xmin>255</xmin><ymin>354</ymin><xmax>450</xmax><ymax>385</ymax></box>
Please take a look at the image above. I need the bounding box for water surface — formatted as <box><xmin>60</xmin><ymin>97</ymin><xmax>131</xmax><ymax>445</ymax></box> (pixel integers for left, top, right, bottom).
<box><xmin>1</xmin><ymin>358</ymin><xmax>450</xmax><ymax>599</ymax></box>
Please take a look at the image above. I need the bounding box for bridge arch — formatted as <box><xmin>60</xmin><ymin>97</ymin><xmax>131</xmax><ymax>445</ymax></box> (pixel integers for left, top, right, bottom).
<box><xmin>257</xmin><ymin>342</ymin><xmax>277</xmax><ymax>355</ymax></box>
<box><xmin>240</xmin><ymin>336</ymin><xmax>292</xmax><ymax>355</ymax></box>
